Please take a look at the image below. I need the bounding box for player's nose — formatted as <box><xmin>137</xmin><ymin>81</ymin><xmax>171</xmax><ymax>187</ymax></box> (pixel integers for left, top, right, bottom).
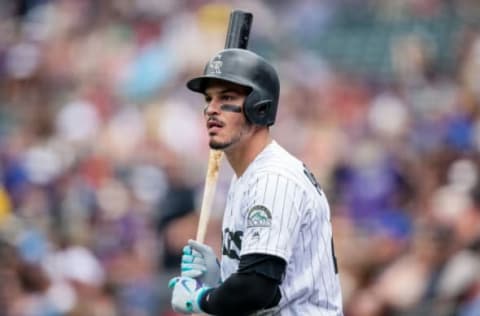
<box><xmin>204</xmin><ymin>99</ymin><xmax>222</xmax><ymax>116</ymax></box>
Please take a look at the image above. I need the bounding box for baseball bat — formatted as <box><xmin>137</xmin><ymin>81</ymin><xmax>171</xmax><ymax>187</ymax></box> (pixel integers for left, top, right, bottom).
<box><xmin>195</xmin><ymin>10</ymin><xmax>253</xmax><ymax>243</ymax></box>
<box><xmin>224</xmin><ymin>10</ymin><xmax>253</xmax><ymax>50</ymax></box>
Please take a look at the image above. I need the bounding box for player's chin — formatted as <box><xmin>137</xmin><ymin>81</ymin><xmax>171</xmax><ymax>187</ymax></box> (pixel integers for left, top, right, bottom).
<box><xmin>209</xmin><ymin>139</ymin><xmax>230</xmax><ymax>150</ymax></box>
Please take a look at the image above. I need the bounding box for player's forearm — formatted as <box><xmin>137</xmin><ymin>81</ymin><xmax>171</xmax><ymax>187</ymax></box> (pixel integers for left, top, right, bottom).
<box><xmin>199</xmin><ymin>272</ymin><xmax>281</xmax><ymax>316</ymax></box>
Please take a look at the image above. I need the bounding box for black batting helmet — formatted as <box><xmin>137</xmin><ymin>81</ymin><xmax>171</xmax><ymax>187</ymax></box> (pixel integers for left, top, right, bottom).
<box><xmin>187</xmin><ymin>48</ymin><xmax>280</xmax><ymax>126</ymax></box>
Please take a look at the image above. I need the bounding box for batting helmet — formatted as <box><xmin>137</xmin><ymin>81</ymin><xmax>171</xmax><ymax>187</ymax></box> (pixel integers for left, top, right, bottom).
<box><xmin>187</xmin><ymin>48</ymin><xmax>280</xmax><ymax>126</ymax></box>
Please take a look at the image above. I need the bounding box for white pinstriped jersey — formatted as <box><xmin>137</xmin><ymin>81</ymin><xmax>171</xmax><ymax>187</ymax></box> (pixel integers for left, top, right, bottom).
<box><xmin>221</xmin><ymin>141</ymin><xmax>343</xmax><ymax>316</ymax></box>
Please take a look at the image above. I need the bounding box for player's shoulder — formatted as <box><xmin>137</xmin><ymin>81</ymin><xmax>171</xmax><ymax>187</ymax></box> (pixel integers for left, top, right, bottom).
<box><xmin>251</xmin><ymin>141</ymin><xmax>300</xmax><ymax>168</ymax></box>
<box><xmin>246</xmin><ymin>141</ymin><xmax>308</xmax><ymax>186</ymax></box>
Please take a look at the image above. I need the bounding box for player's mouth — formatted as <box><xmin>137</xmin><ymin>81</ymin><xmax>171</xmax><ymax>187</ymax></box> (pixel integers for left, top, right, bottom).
<box><xmin>207</xmin><ymin>119</ymin><xmax>224</xmax><ymax>134</ymax></box>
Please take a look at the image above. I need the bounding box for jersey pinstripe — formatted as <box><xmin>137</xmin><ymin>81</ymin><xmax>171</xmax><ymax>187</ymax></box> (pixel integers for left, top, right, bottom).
<box><xmin>221</xmin><ymin>141</ymin><xmax>343</xmax><ymax>316</ymax></box>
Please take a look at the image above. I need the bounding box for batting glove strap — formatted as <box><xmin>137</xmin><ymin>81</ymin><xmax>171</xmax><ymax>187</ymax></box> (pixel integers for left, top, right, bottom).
<box><xmin>169</xmin><ymin>276</ymin><xmax>211</xmax><ymax>314</ymax></box>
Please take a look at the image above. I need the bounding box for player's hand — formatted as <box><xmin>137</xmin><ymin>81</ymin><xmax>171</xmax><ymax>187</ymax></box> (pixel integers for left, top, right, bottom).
<box><xmin>168</xmin><ymin>276</ymin><xmax>210</xmax><ymax>314</ymax></box>
<box><xmin>181</xmin><ymin>239</ymin><xmax>221</xmax><ymax>287</ymax></box>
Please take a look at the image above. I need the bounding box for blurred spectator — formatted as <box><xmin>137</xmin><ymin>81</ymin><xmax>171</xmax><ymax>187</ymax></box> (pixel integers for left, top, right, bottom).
<box><xmin>156</xmin><ymin>151</ymin><xmax>196</xmax><ymax>269</ymax></box>
<box><xmin>0</xmin><ymin>237</ymin><xmax>60</xmax><ymax>316</ymax></box>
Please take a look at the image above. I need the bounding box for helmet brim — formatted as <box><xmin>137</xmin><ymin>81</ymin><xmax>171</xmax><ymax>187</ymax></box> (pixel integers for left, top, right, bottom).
<box><xmin>186</xmin><ymin>74</ymin><xmax>252</xmax><ymax>93</ymax></box>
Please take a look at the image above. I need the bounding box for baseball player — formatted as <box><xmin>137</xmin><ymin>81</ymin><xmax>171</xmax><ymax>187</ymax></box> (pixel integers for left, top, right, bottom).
<box><xmin>169</xmin><ymin>48</ymin><xmax>343</xmax><ymax>315</ymax></box>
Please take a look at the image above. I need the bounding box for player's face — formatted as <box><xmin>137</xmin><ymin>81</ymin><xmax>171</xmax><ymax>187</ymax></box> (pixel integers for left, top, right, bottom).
<box><xmin>203</xmin><ymin>81</ymin><xmax>253</xmax><ymax>150</ymax></box>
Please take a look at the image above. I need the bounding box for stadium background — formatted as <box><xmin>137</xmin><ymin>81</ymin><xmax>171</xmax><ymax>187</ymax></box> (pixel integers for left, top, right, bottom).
<box><xmin>1</xmin><ymin>0</ymin><xmax>480</xmax><ymax>315</ymax></box>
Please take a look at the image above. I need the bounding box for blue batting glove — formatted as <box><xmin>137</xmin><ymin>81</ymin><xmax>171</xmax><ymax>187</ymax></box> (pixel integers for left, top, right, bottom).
<box><xmin>169</xmin><ymin>276</ymin><xmax>210</xmax><ymax>314</ymax></box>
<box><xmin>181</xmin><ymin>239</ymin><xmax>221</xmax><ymax>287</ymax></box>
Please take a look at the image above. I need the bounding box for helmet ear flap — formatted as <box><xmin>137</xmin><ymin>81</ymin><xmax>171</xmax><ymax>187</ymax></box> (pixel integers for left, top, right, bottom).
<box><xmin>251</xmin><ymin>100</ymin><xmax>272</xmax><ymax>124</ymax></box>
<box><xmin>244</xmin><ymin>89</ymin><xmax>275</xmax><ymax>126</ymax></box>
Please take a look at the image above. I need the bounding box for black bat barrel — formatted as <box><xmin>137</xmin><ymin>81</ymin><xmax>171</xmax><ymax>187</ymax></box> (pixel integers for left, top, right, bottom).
<box><xmin>224</xmin><ymin>10</ymin><xmax>253</xmax><ymax>49</ymax></box>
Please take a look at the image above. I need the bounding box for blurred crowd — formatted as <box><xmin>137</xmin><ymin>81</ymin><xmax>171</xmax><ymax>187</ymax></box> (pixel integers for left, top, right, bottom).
<box><xmin>1</xmin><ymin>0</ymin><xmax>480</xmax><ymax>315</ymax></box>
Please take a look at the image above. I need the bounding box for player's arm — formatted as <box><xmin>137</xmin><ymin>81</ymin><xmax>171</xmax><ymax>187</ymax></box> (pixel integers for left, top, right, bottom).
<box><xmin>200</xmin><ymin>253</ymin><xmax>286</xmax><ymax>315</ymax></box>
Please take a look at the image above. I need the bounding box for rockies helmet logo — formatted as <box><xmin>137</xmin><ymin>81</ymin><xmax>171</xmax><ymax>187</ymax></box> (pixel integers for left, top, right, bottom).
<box><xmin>208</xmin><ymin>54</ymin><xmax>223</xmax><ymax>74</ymax></box>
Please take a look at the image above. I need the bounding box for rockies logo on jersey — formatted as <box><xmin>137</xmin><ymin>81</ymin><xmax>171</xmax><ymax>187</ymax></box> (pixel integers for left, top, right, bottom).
<box><xmin>247</xmin><ymin>205</ymin><xmax>272</xmax><ymax>228</ymax></box>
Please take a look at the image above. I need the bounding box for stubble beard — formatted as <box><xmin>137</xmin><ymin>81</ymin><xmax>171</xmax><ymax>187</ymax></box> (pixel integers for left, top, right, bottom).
<box><xmin>209</xmin><ymin>123</ymin><xmax>252</xmax><ymax>150</ymax></box>
<box><xmin>209</xmin><ymin>134</ymin><xmax>241</xmax><ymax>150</ymax></box>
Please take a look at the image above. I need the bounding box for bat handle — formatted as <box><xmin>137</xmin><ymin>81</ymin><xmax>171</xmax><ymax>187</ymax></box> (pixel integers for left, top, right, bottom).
<box><xmin>196</xmin><ymin>150</ymin><xmax>223</xmax><ymax>243</ymax></box>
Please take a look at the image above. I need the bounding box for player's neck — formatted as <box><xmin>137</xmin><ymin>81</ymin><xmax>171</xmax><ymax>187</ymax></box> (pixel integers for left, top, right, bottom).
<box><xmin>225</xmin><ymin>128</ymin><xmax>271</xmax><ymax>177</ymax></box>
